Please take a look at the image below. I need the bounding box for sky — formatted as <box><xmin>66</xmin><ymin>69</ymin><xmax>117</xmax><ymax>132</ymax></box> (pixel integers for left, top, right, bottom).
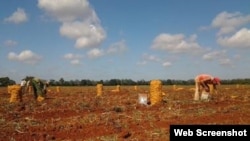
<box><xmin>1</xmin><ymin>0</ymin><xmax>250</xmax><ymax>83</ymax></box>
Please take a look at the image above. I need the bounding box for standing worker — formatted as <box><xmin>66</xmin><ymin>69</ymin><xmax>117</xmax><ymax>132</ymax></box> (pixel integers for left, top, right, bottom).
<box><xmin>20</xmin><ymin>79</ymin><xmax>27</xmax><ymax>95</ymax></box>
<box><xmin>194</xmin><ymin>74</ymin><xmax>220</xmax><ymax>101</ymax></box>
<box><xmin>28</xmin><ymin>77</ymin><xmax>49</xmax><ymax>102</ymax></box>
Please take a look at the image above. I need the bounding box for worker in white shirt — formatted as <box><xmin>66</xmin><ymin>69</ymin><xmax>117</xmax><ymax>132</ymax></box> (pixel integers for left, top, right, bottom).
<box><xmin>20</xmin><ymin>79</ymin><xmax>27</xmax><ymax>95</ymax></box>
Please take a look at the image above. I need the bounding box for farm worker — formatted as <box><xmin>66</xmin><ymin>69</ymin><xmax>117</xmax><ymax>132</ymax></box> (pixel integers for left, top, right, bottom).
<box><xmin>28</xmin><ymin>77</ymin><xmax>49</xmax><ymax>102</ymax></box>
<box><xmin>20</xmin><ymin>79</ymin><xmax>27</xmax><ymax>95</ymax></box>
<box><xmin>194</xmin><ymin>74</ymin><xmax>220</xmax><ymax>100</ymax></box>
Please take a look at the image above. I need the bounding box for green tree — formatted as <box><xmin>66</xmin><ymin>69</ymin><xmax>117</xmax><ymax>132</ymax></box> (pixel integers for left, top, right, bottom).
<box><xmin>0</xmin><ymin>77</ymin><xmax>15</xmax><ymax>86</ymax></box>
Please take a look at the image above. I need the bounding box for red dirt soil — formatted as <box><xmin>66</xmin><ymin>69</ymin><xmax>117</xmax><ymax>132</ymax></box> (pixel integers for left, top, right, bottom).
<box><xmin>0</xmin><ymin>85</ymin><xmax>249</xmax><ymax>141</ymax></box>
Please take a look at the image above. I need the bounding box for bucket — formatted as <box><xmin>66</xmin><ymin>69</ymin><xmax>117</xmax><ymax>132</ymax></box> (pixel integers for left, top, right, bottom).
<box><xmin>138</xmin><ymin>93</ymin><xmax>148</xmax><ymax>105</ymax></box>
<box><xmin>201</xmin><ymin>91</ymin><xmax>210</xmax><ymax>100</ymax></box>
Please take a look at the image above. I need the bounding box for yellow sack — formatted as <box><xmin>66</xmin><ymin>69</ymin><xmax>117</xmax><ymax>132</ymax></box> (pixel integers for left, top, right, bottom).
<box><xmin>96</xmin><ymin>84</ymin><xmax>103</xmax><ymax>96</ymax></box>
<box><xmin>149</xmin><ymin>80</ymin><xmax>162</xmax><ymax>105</ymax></box>
<box><xmin>37</xmin><ymin>96</ymin><xmax>45</xmax><ymax>102</ymax></box>
<box><xmin>9</xmin><ymin>85</ymin><xmax>22</xmax><ymax>103</ymax></box>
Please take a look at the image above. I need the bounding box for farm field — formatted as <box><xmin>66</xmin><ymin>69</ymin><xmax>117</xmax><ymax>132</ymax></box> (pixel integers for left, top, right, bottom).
<box><xmin>0</xmin><ymin>85</ymin><xmax>250</xmax><ymax>141</ymax></box>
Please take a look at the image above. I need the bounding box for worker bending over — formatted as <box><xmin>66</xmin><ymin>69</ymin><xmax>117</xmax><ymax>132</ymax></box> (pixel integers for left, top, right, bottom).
<box><xmin>194</xmin><ymin>74</ymin><xmax>220</xmax><ymax>101</ymax></box>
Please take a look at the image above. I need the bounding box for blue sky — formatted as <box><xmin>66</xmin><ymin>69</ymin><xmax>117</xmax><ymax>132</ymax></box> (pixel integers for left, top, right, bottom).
<box><xmin>1</xmin><ymin>0</ymin><xmax>250</xmax><ymax>83</ymax></box>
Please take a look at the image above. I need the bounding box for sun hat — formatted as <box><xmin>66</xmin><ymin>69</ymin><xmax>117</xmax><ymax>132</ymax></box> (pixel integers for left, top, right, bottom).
<box><xmin>213</xmin><ymin>77</ymin><xmax>221</xmax><ymax>85</ymax></box>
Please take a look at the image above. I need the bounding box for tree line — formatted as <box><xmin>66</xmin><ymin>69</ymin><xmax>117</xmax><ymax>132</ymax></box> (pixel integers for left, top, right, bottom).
<box><xmin>1</xmin><ymin>76</ymin><xmax>250</xmax><ymax>87</ymax></box>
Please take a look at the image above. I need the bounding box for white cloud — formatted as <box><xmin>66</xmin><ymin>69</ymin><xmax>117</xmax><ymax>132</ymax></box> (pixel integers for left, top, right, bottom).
<box><xmin>202</xmin><ymin>50</ymin><xmax>234</xmax><ymax>67</ymax></box>
<box><xmin>70</xmin><ymin>59</ymin><xmax>81</xmax><ymax>65</ymax></box>
<box><xmin>74</xmin><ymin>23</ymin><xmax>106</xmax><ymax>48</ymax></box>
<box><xmin>38</xmin><ymin>0</ymin><xmax>91</xmax><ymax>22</ymax></box>
<box><xmin>87</xmin><ymin>48</ymin><xmax>104</xmax><ymax>58</ymax></box>
<box><xmin>219</xmin><ymin>58</ymin><xmax>233</xmax><ymax>67</ymax></box>
<box><xmin>4</xmin><ymin>8</ymin><xmax>28</xmax><ymax>24</ymax></box>
<box><xmin>151</xmin><ymin>33</ymin><xmax>203</xmax><ymax>54</ymax></box>
<box><xmin>4</xmin><ymin>40</ymin><xmax>18</xmax><ymax>47</ymax></box>
<box><xmin>106</xmin><ymin>40</ymin><xmax>127</xmax><ymax>54</ymax></box>
<box><xmin>38</xmin><ymin>0</ymin><xmax>106</xmax><ymax>49</ymax></box>
<box><xmin>142</xmin><ymin>54</ymin><xmax>161</xmax><ymax>62</ymax></box>
<box><xmin>137</xmin><ymin>53</ymin><xmax>161</xmax><ymax>66</ymax></box>
<box><xmin>8</xmin><ymin>50</ymin><xmax>41</xmax><ymax>64</ymax></box>
<box><xmin>217</xmin><ymin>28</ymin><xmax>250</xmax><ymax>48</ymax></box>
<box><xmin>64</xmin><ymin>53</ymin><xmax>83</xmax><ymax>65</ymax></box>
<box><xmin>202</xmin><ymin>50</ymin><xmax>227</xmax><ymax>61</ymax></box>
<box><xmin>162</xmin><ymin>61</ymin><xmax>172</xmax><ymax>67</ymax></box>
<box><xmin>212</xmin><ymin>11</ymin><xmax>250</xmax><ymax>35</ymax></box>
<box><xmin>60</xmin><ymin>21</ymin><xmax>87</xmax><ymax>39</ymax></box>
<box><xmin>64</xmin><ymin>53</ymin><xmax>75</xmax><ymax>59</ymax></box>
<box><xmin>64</xmin><ymin>53</ymin><xmax>83</xmax><ymax>59</ymax></box>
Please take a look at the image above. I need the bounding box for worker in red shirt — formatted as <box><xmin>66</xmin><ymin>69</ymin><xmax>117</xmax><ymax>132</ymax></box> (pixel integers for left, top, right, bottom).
<box><xmin>194</xmin><ymin>74</ymin><xmax>220</xmax><ymax>100</ymax></box>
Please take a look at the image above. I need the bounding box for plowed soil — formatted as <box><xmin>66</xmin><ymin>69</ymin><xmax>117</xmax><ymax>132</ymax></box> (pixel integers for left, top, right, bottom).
<box><xmin>0</xmin><ymin>85</ymin><xmax>249</xmax><ymax>141</ymax></box>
